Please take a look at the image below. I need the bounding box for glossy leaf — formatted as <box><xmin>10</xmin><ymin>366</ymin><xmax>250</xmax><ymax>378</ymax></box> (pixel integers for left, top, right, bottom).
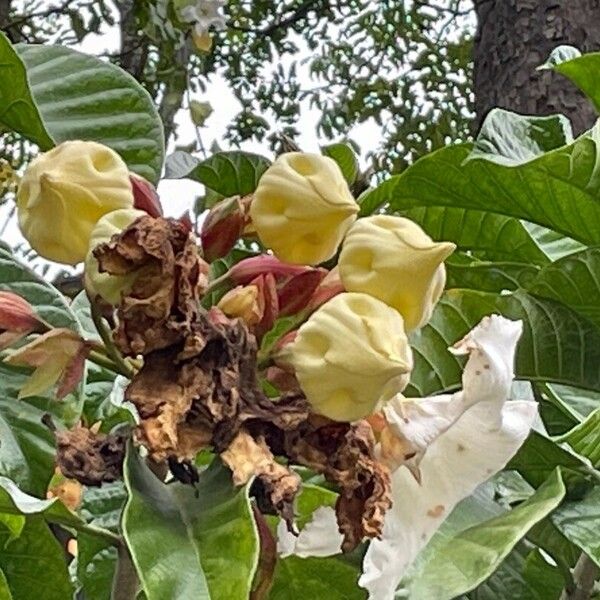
<box><xmin>403</xmin><ymin>470</ymin><xmax>565</xmax><ymax>600</ymax></box>
<box><xmin>468</xmin><ymin>109</ymin><xmax>573</xmax><ymax>165</ymax></box>
<box><xmin>164</xmin><ymin>150</ymin><xmax>271</xmax><ymax>200</ymax></box>
<box><xmin>378</xmin><ymin>122</ymin><xmax>600</xmax><ymax>245</ymax></box>
<box><xmin>404</xmin><ymin>206</ymin><xmax>550</xmax><ymax>265</ymax></box>
<box><xmin>0</xmin><ymin>35</ymin><xmax>164</xmax><ymax>182</ymax></box>
<box><xmin>407</xmin><ymin>289</ymin><xmax>600</xmax><ymax>397</ymax></box>
<box><xmin>123</xmin><ymin>449</ymin><xmax>259</xmax><ymax>600</ymax></box>
<box><xmin>555</xmin><ymin>409</ymin><xmax>600</xmax><ymax>467</ymax></box>
<box><xmin>322</xmin><ymin>142</ymin><xmax>359</xmax><ymax>184</ymax></box>
<box><xmin>0</xmin><ymin>515</ymin><xmax>72</xmax><ymax>600</ymax></box>
<box><xmin>527</xmin><ymin>248</ymin><xmax>600</xmax><ymax>329</ymax></box>
<box><xmin>446</xmin><ymin>256</ymin><xmax>540</xmax><ymax>293</ymax></box>
<box><xmin>507</xmin><ymin>432</ymin><xmax>590</xmax><ymax>489</ymax></box>
<box><xmin>0</xmin><ymin>32</ymin><xmax>53</xmax><ymax>149</ymax></box>
<box><xmin>270</xmin><ymin>556</ymin><xmax>365</xmax><ymax>600</ymax></box>
<box><xmin>552</xmin><ymin>486</ymin><xmax>600</xmax><ymax>567</ymax></box>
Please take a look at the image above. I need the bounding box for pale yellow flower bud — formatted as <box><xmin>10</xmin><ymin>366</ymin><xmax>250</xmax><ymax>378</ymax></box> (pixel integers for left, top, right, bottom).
<box><xmin>84</xmin><ymin>208</ymin><xmax>146</xmax><ymax>304</ymax></box>
<box><xmin>250</xmin><ymin>152</ymin><xmax>359</xmax><ymax>265</ymax></box>
<box><xmin>339</xmin><ymin>216</ymin><xmax>456</xmax><ymax>331</ymax></box>
<box><xmin>289</xmin><ymin>292</ymin><xmax>413</xmax><ymax>422</ymax></box>
<box><xmin>217</xmin><ymin>285</ymin><xmax>262</xmax><ymax>326</ymax></box>
<box><xmin>17</xmin><ymin>141</ymin><xmax>134</xmax><ymax>264</ymax></box>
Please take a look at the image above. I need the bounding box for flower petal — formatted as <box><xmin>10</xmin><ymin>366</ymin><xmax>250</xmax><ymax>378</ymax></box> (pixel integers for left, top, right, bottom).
<box><xmin>277</xmin><ymin>506</ymin><xmax>343</xmax><ymax>558</ymax></box>
<box><xmin>360</xmin><ymin>399</ymin><xmax>537</xmax><ymax>599</ymax></box>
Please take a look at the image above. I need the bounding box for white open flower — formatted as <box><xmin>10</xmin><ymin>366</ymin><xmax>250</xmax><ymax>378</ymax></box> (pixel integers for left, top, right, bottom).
<box><xmin>179</xmin><ymin>0</ymin><xmax>226</xmax><ymax>35</ymax></box>
<box><xmin>277</xmin><ymin>314</ymin><xmax>537</xmax><ymax>600</ymax></box>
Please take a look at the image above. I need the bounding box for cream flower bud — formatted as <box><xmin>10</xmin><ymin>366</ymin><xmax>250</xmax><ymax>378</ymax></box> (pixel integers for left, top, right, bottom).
<box><xmin>217</xmin><ymin>285</ymin><xmax>262</xmax><ymax>326</ymax></box>
<box><xmin>84</xmin><ymin>208</ymin><xmax>147</xmax><ymax>304</ymax></box>
<box><xmin>289</xmin><ymin>292</ymin><xmax>413</xmax><ymax>422</ymax></box>
<box><xmin>17</xmin><ymin>141</ymin><xmax>134</xmax><ymax>264</ymax></box>
<box><xmin>339</xmin><ymin>215</ymin><xmax>455</xmax><ymax>331</ymax></box>
<box><xmin>250</xmin><ymin>152</ymin><xmax>359</xmax><ymax>265</ymax></box>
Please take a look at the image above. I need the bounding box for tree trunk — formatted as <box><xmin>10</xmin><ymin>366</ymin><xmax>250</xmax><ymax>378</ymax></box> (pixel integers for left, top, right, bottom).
<box><xmin>473</xmin><ymin>0</ymin><xmax>600</xmax><ymax>134</ymax></box>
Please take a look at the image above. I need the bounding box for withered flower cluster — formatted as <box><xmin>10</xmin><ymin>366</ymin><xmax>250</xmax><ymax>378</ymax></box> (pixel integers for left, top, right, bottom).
<box><xmin>58</xmin><ymin>214</ymin><xmax>391</xmax><ymax>552</ymax></box>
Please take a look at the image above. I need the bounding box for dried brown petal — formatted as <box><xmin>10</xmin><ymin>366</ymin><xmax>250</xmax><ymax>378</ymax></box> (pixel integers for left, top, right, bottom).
<box><xmin>55</xmin><ymin>425</ymin><xmax>126</xmax><ymax>486</ymax></box>
<box><xmin>222</xmin><ymin>430</ymin><xmax>300</xmax><ymax>527</ymax></box>
<box><xmin>94</xmin><ymin>216</ymin><xmax>208</xmax><ymax>355</ymax></box>
<box><xmin>285</xmin><ymin>418</ymin><xmax>391</xmax><ymax>552</ymax></box>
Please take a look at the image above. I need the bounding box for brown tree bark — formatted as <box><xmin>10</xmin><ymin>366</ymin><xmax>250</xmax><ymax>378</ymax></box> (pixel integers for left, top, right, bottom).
<box><xmin>473</xmin><ymin>0</ymin><xmax>600</xmax><ymax>134</ymax></box>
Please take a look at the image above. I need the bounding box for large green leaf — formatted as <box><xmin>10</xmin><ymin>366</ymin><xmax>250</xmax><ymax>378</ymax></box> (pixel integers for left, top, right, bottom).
<box><xmin>376</xmin><ymin>122</ymin><xmax>600</xmax><ymax>245</ymax></box>
<box><xmin>507</xmin><ymin>432</ymin><xmax>591</xmax><ymax>489</ymax></box>
<box><xmin>542</xmin><ymin>46</ymin><xmax>600</xmax><ymax>114</ymax></box>
<box><xmin>0</xmin><ymin>33</ymin><xmax>53</xmax><ymax>149</ymax></box>
<box><xmin>446</xmin><ymin>256</ymin><xmax>540</xmax><ymax>293</ymax></box>
<box><xmin>123</xmin><ymin>449</ymin><xmax>259</xmax><ymax>600</ymax></box>
<box><xmin>164</xmin><ymin>150</ymin><xmax>271</xmax><ymax>199</ymax></box>
<box><xmin>403</xmin><ymin>207</ymin><xmax>550</xmax><ymax>265</ymax></box>
<box><xmin>403</xmin><ymin>470</ymin><xmax>565</xmax><ymax>600</ymax></box>
<box><xmin>0</xmin><ymin>515</ymin><xmax>72</xmax><ymax>600</ymax></box>
<box><xmin>528</xmin><ymin>248</ymin><xmax>600</xmax><ymax>329</ymax></box>
<box><xmin>407</xmin><ymin>289</ymin><xmax>600</xmax><ymax>397</ymax></box>
<box><xmin>0</xmin><ymin>34</ymin><xmax>164</xmax><ymax>182</ymax></box>
<box><xmin>552</xmin><ymin>486</ymin><xmax>600</xmax><ymax>567</ymax></box>
<box><xmin>468</xmin><ymin>109</ymin><xmax>573</xmax><ymax>165</ymax></box>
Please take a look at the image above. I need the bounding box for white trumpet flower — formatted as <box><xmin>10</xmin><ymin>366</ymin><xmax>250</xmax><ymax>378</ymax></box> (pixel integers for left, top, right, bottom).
<box><xmin>277</xmin><ymin>315</ymin><xmax>538</xmax><ymax>600</ymax></box>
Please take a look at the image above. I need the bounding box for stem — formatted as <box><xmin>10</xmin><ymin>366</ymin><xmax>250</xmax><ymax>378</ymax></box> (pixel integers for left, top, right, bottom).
<box><xmin>89</xmin><ymin>302</ymin><xmax>135</xmax><ymax>378</ymax></box>
<box><xmin>111</xmin><ymin>544</ymin><xmax>140</xmax><ymax>600</ymax></box>
<box><xmin>88</xmin><ymin>350</ymin><xmax>131</xmax><ymax>378</ymax></box>
<box><xmin>560</xmin><ymin>553</ymin><xmax>600</xmax><ymax>600</ymax></box>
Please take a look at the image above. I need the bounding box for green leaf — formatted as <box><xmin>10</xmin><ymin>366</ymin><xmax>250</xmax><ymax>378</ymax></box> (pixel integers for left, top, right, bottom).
<box><xmin>550</xmin><ymin>384</ymin><xmax>600</xmax><ymax>418</ymax></box>
<box><xmin>0</xmin><ymin>515</ymin><xmax>72</xmax><ymax>600</ymax></box>
<box><xmin>0</xmin><ymin>246</ymin><xmax>79</xmax><ymax>330</ymax></box>
<box><xmin>77</xmin><ymin>481</ymin><xmax>127</xmax><ymax>600</ymax></box>
<box><xmin>270</xmin><ymin>556</ymin><xmax>366</xmax><ymax>600</ymax></box>
<box><xmin>521</xmin><ymin>223</ymin><xmax>584</xmax><ymax>262</ymax></box>
<box><xmin>0</xmin><ymin>570</ymin><xmax>13</xmax><ymax>600</ymax></box>
<box><xmin>407</xmin><ymin>289</ymin><xmax>600</xmax><ymax>397</ymax></box>
<box><xmin>507</xmin><ymin>432</ymin><xmax>591</xmax><ymax>489</ymax></box>
<box><xmin>322</xmin><ymin>142</ymin><xmax>359</xmax><ymax>184</ymax></box>
<box><xmin>403</xmin><ymin>207</ymin><xmax>551</xmax><ymax>265</ymax></box>
<box><xmin>555</xmin><ymin>409</ymin><xmax>600</xmax><ymax>467</ymax></box>
<box><xmin>164</xmin><ymin>150</ymin><xmax>271</xmax><ymax>200</ymax></box>
<box><xmin>379</xmin><ymin>123</ymin><xmax>600</xmax><ymax>246</ymax></box>
<box><xmin>403</xmin><ymin>470</ymin><xmax>565</xmax><ymax>600</ymax></box>
<box><xmin>468</xmin><ymin>109</ymin><xmax>573</xmax><ymax>166</ymax></box>
<box><xmin>0</xmin><ymin>34</ymin><xmax>164</xmax><ymax>182</ymax></box>
<box><xmin>552</xmin><ymin>486</ymin><xmax>600</xmax><ymax>566</ymax></box>
<box><xmin>527</xmin><ymin>248</ymin><xmax>600</xmax><ymax>329</ymax></box>
<box><xmin>0</xmin><ymin>247</ymin><xmax>84</xmax><ymax>493</ymax></box>
<box><xmin>466</xmin><ymin>544</ymin><xmax>563</xmax><ymax>600</ymax></box>
<box><xmin>77</xmin><ymin>532</ymin><xmax>118</xmax><ymax>600</ymax></box>
<box><xmin>0</xmin><ymin>33</ymin><xmax>53</xmax><ymax>149</ymax></box>
<box><xmin>542</xmin><ymin>47</ymin><xmax>600</xmax><ymax>114</ymax></box>
<box><xmin>446</xmin><ymin>256</ymin><xmax>540</xmax><ymax>293</ymax></box>
<box><xmin>123</xmin><ymin>449</ymin><xmax>259</xmax><ymax>600</ymax></box>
